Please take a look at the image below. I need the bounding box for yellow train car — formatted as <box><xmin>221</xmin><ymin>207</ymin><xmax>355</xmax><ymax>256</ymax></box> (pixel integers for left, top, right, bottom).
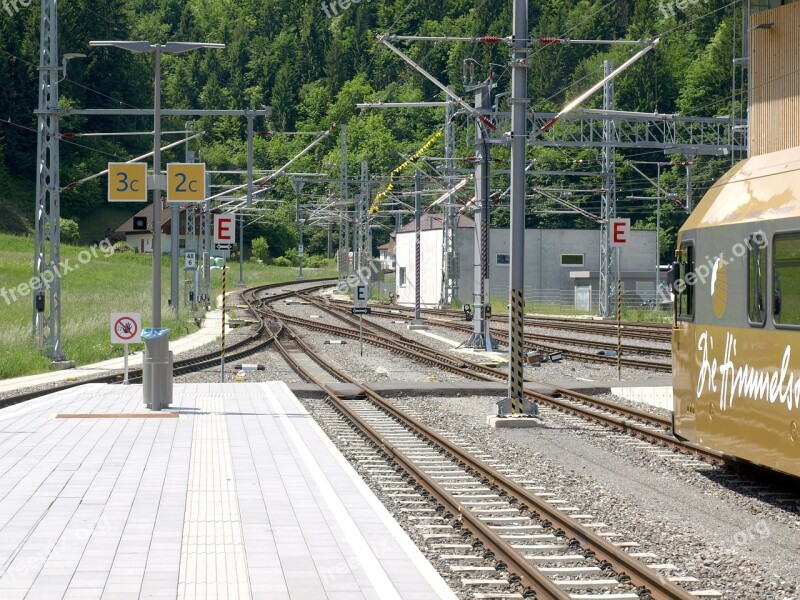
<box><xmin>671</xmin><ymin>146</ymin><xmax>800</xmax><ymax>478</ymax></box>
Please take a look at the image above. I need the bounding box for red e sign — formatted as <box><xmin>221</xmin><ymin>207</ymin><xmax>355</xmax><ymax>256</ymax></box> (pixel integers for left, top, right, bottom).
<box><xmin>610</xmin><ymin>218</ymin><xmax>630</xmax><ymax>247</ymax></box>
<box><xmin>213</xmin><ymin>214</ymin><xmax>235</xmax><ymax>244</ymax></box>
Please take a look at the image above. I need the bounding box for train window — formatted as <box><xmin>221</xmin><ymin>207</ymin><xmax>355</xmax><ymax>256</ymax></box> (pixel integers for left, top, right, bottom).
<box><xmin>748</xmin><ymin>235</ymin><xmax>767</xmax><ymax>325</ymax></box>
<box><xmin>773</xmin><ymin>233</ymin><xmax>800</xmax><ymax>326</ymax></box>
<box><xmin>676</xmin><ymin>243</ymin><xmax>694</xmax><ymax>319</ymax></box>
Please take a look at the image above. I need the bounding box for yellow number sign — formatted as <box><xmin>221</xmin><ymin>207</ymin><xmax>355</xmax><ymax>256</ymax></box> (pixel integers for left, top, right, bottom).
<box><xmin>167</xmin><ymin>163</ymin><xmax>206</xmax><ymax>202</ymax></box>
<box><xmin>108</xmin><ymin>163</ymin><xmax>148</xmax><ymax>202</ymax></box>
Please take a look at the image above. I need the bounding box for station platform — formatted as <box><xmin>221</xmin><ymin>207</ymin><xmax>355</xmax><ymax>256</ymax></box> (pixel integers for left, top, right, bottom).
<box><xmin>0</xmin><ymin>382</ymin><xmax>456</xmax><ymax>600</ymax></box>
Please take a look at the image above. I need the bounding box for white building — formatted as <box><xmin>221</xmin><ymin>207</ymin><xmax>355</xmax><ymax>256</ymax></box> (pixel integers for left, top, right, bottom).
<box><xmin>396</xmin><ymin>218</ymin><xmax>660</xmax><ymax>311</ymax></box>
<box><xmin>376</xmin><ymin>232</ymin><xmax>397</xmax><ymax>271</ymax></box>
<box><xmin>115</xmin><ymin>204</ymin><xmax>189</xmax><ymax>254</ymax></box>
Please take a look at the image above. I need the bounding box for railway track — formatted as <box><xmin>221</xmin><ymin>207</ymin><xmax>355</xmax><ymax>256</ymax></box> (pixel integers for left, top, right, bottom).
<box><xmin>258</xmin><ymin>304</ymin><xmax>719</xmax><ymax>599</ymax></box>
<box><xmin>305</xmin><ymin>295</ymin><xmax>672</xmax><ymax>372</ymax></box>
<box><xmin>269</xmin><ymin>293</ymin><xmax>727</xmax><ymax>467</ymax></box>
<box><xmin>331</xmin><ymin>300</ymin><xmax>674</xmax><ymax>343</ymax></box>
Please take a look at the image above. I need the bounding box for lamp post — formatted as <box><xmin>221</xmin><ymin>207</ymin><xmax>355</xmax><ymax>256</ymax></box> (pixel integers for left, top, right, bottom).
<box><xmin>89</xmin><ymin>41</ymin><xmax>225</xmax><ymax>328</ymax></box>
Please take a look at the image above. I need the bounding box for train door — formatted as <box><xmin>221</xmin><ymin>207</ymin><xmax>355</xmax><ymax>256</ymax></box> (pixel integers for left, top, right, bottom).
<box><xmin>672</xmin><ymin>236</ymin><xmax>696</xmax><ymax>439</ymax></box>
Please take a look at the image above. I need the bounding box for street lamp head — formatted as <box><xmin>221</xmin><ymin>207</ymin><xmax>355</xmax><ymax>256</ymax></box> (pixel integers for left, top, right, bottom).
<box><xmin>163</xmin><ymin>42</ymin><xmax>226</xmax><ymax>54</ymax></box>
<box><xmin>90</xmin><ymin>40</ymin><xmax>153</xmax><ymax>53</ymax></box>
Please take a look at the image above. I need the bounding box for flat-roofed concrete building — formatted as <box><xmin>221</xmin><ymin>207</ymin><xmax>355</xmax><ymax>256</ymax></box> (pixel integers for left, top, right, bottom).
<box><xmin>395</xmin><ymin>220</ymin><xmax>658</xmax><ymax>312</ymax></box>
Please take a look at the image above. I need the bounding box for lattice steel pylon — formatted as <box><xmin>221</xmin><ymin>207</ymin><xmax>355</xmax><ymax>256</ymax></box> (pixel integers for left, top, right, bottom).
<box><xmin>441</xmin><ymin>98</ymin><xmax>457</xmax><ymax>306</ymax></box>
<box><xmin>599</xmin><ymin>60</ymin><xmax>618</xmax><ymax>318</ymax></box>
<box><xmin>32</xmin><ymin>0</ymin><xmax>67</xmax><ymax>361</ymax></box>
<box><xmin>339</xmin><ymin>124</ymin><xmax>349</xmax><ymax>280</ymax></box>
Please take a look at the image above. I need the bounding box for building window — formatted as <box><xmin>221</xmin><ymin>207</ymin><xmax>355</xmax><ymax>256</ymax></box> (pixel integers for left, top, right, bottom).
<box><xmin>496</xmin><ymin>253</ymin><xmax>510</xmax><ymax>266</ymax></box>
<box><xmin>748</xmin><ymin>234</ymin><xmax>768</xmax><ymax>326</ymax></box>
<box><xmin>773</xmin><ymin>233</ymin><xmax>800</xmax><ymax>326</ymax></box>
<box><xmin>399</xmin><ymin>267</ymin><xmax>406</xmax><ymax>287</ymax></box>
<box><xmin>561</xmin><ymin>254</ymin><xmax>584</xmax><ymax>267</ymax></box>
<box><xmin>676</xmin><ymin>243</ymin><xmax>694</xmax><ymax>320</ymax></box>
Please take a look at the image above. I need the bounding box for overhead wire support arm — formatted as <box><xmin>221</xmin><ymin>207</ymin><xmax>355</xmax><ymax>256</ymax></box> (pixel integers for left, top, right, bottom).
<box><xmin>207</xmin><ymin>126</ymin><xmax>335</xmax><ymax>203</ymax></box>
<box><xmin>377</xmin><ymin>35</ymin><xmax>497</xmax><ymax>131</ymax></box>
<box><xmin>382</xmin><ymin>34</ymin><xmax>507</xmax><ymax>44</ymax></box>
<box><xmin>535</xmin><ymin>189</ymin><xmax>601</xmax><ymax>222</ymax></box>
<box><xmin>531</xmin><ymin>37</ymin><xmax>649</xmax><ymax>45</ymax></box>
<box><xmin>539</xmin><ymin>38</ymin><xmax>660</xmax><ymax>133</ymax></box>
<box><xmin>61</xmin><ymin>132</ymin><xmax>205</xmax><ymax>191</ymax></box>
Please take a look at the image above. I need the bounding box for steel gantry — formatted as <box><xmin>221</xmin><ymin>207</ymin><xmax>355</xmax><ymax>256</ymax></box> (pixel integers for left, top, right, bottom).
<box><xmin>33</xmin><ymin>0</ymin><xmax>67</xmax><ymax>362</ymax></box>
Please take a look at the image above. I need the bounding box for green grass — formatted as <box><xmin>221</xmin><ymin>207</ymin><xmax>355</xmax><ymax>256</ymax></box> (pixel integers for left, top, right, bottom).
<box><xmin>0</xmin><ymin>234</ymin><xmax>336</xmax><ymax>379</ymax></box>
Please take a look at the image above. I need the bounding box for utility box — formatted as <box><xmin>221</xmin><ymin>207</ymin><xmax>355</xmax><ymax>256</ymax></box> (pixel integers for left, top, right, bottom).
<box><xmin>142</xmin><ymin>328</ymin><xmax>173</xmax><ymax>411</ymax></box>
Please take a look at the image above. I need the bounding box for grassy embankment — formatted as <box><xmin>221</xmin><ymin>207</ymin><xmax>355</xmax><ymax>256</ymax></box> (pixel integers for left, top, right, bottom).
<box><xmin>0</xmin><ymin>234</ymin><xmax>336</xmax><ymax>379</ymax></box>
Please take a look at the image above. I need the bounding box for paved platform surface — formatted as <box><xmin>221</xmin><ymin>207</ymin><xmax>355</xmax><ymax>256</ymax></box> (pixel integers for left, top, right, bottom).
<box><xmin>0</xmin><ymin>382</ymin><xmax>456</xmax><ymax>600</ymax></box>
<box><xmin>0</xmin><ymin>297</ymin><xmax>232</xmax><ymax>395</ymax></box>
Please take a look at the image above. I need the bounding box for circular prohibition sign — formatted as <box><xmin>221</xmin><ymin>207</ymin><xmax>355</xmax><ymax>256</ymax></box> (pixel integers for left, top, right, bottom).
<box><xmin>114</xmin><ymin>317</ymin><xmax>139</xmax><ymax>342</ymax></box>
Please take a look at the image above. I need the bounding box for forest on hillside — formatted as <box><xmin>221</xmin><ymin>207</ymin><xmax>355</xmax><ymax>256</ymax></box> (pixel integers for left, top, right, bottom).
<box><xmin>0</xmin><ymin>0</ymin><xmax>744</xmax><ymax>259</ymax></box>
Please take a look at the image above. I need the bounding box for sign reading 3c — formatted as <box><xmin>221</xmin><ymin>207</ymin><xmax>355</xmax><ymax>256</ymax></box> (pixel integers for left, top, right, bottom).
<box><xmin>108</xmin><ymin>163</ymin><xmax>148</xmax><ymax>202</ymax></box>
<box><xmin>167</xmin><ymin>163</ymin><xmax>206</xmax><ymax>202</ymax></box>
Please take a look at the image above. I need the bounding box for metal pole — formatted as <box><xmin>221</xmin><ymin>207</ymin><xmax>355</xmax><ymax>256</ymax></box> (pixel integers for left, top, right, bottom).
<box><xmin>221</xmin><ymin>266</ymin><xmax>227</xmax><ymax>382</ymax></box>
<box><xmin>506</xmin><ymin>0</ymin><xmax>530</xmax><ymax>416</ymax></box>
<box><xmin>246</xmin><ymin>111</ymin><xmax>254</xmax><ymax>209</ymax></box>
<box><xmin>203</xmin><ymin>177</ymin><xmax>211</xmax><ymax>308</ymax></box>
<box><xmin>240</xmin><ymin>110</ymin><xmax>253</xmax><ymax>287</ymax></box>
<box><xmin>656</xmin><ymin>165</ymin><xmax>661</xmax><ymax>298</ymax></box>
<box><xmin>340</xmin><ymin>124</ymin><xmax>349</xmax><ymax>282</ymax></box>
<box><xmin>123</xmin><ymin>344</ymin><xmax>130</xmax><ymax>385</ymax></box>
<box><xmin>410</xmin><ymin>168</ymin><xmax>425</xmax><ymax>327</ymax></box>
<box><xmin>170</xmin><ymin>203</ymin><xmax>180</xmax><ymax>315</ymax></box>
<box><xmin>462</xmin><ymin>83</ymin><xmax>493</xmax><ymax>350</ymax></box>
<box><xmin>360</xmin><ymin>162</ymin><xmax>369</xmax><ymax>271</ymax></box>
<box><xmin>298</xmin><ymin>215</ymin><xmax>304</xmax><ymax>280</ymax></box>
<box><xmin>152</xmin><ymin>46</ymin><xmax>163</xmax><ymax>328</ymax></box>
<box><xmin>359</xmin><ymin>316</ymin><xmax>364</xmax><ymax>356</ymax></box>
<box><xmin>685</xmin><ymin>161</ymin><xmax>692</xmax><ymax>213</ymax></box>
<box><xmin>293</xmin><ymin>179</ymin><xmax>305</xmax><ymax>281</ymax></box>
<box><xmin>238</xmin><ymin>211</ymin><xmax>245</xmax><ymax>286</ymax></box>
<box><xmin>599</xmin><ymin>59</ymin><xmax>616</xmax><ymax>318</ymax></box>
<box><xmin>33</xmin><ymin>0</ymin><xmax>67</xmax><ymax>361</ymax></box>
<box><xmin>617</xmin><ymin>278</ymin><xmax>622</xmax><ymax>381</ymax></box>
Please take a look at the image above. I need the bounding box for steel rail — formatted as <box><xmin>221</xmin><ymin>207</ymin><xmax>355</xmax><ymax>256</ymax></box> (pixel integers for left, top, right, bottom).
<box><xmin>271</xmin><ymin>307</ymin><xmax>730</xmax><ymax>468</ymax></box>
<box><xmin>266</xmin><ymin>318</ymin><xmax>573</xmax><ymax>598</ymax></box>
<box><xmin>263</xmin><ymin>308</ymin><xmax>698</xmax><ymax>599</ymax></box>
<box><xmin>311</xmin><ymin>297</ymin><xmax>671</xmax><ymax>371</ymax></box>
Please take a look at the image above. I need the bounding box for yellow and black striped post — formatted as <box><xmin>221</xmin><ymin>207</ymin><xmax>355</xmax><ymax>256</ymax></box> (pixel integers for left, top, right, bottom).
<box><xmin>617</xmin><ymin>279</ymin><xmax>622</xmax><ymax>381</ymax></box>
<box><xmin>221</xmin><ymin>266</ymin><xmax>227</xmax><ymax>383</ymax></box>
<box><xmin>509</xmin><ymin>288</ymin><xmax>525</xmax><ymax>415</ymax></box>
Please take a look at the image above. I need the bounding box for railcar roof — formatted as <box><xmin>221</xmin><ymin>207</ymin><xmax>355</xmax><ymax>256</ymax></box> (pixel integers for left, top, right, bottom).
<box><xmin>681</xmin><ymin>145</ymin><xmax>800</xmax><ymax>232</ymax></box>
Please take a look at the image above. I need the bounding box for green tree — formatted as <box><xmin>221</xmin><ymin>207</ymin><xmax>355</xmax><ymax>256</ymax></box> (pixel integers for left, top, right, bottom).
<box><xmin>60</xmin><ymin>218</ymin><xmax>80</xmax><ymax>245</ymax></box>
<box><xmin>251</xmin><ymin>236</ymin><xmax>270</xmax><ymax>262</ymax></box>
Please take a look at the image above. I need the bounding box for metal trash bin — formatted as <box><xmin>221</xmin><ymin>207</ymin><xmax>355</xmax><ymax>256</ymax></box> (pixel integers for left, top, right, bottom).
<box><xmin>142</xmin><ymin>328</ymin><xmax>173</xmax><ymax>411</ymax></box>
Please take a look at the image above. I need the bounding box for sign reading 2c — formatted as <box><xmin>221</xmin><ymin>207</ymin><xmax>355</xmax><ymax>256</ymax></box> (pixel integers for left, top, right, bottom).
<box><xmin>167</xmin><ymin>163</ymin><xmax>206</xmax><ymax>202</ymax></box>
